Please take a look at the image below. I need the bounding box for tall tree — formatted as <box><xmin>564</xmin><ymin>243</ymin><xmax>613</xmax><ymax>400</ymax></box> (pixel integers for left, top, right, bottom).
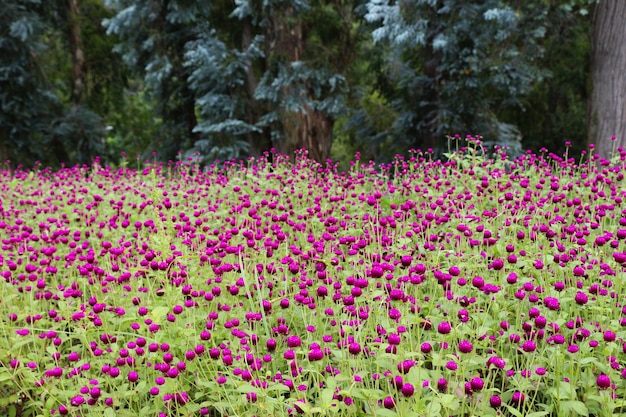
<box><xmin>105</xmin><ymin>0</ymin><xmax>353</xmax><ymax>163</ymax></box>
<box><xmin>0</xmin><ymin>0</ymin><xmax>124</xmax><ymax>167</ymax></box>
<box><xmin>362</xmin><ymin>0</ymin><xmax>549</xmax><ymax>157</ymax></box>
<box><xmin>0</xmin><ymin>0</ymin><xmax>65</xmax><ymax>165</ymax></box>
<box><xmin>588</xmin><ymin>0</ymin><xmax>626</xmax><ymax>160</ymax></box>
<box><xmin>103</xmin><ymin>0</ymin><xmax>205</xmax><ymax>161</ymax></box>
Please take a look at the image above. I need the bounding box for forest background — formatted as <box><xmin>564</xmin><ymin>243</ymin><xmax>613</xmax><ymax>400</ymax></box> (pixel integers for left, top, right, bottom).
<box><xmin>1</xmin><ymin>0</ymin><xmax>624</xmax><ymax>170</ymax></box>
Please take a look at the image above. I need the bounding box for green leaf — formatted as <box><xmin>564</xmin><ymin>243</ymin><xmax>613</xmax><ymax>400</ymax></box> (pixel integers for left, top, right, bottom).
<box><xmin>236</xmin><ymin>384</ymin><xmax>257</xmax><ymax>394</ymax></box>
<box><xmin>526</xmin><ymin>411</ymin><xmax>552</xmax><ymax>417</ymax></box>
<box><xmin>427</xmin><ymin>399</ymin><xmax>442</xmax><ymax>416</ymax></box>
<box><xmin>321</xmin><ymin>388</ymin><xmax>334</xmax><ymax>406</ymax></box>
<box><xmin>104</xmin><ymin>408</ymin><xmax>117</xmax><ymax>417</ymax></box>
<box><xmin>373</xmin><ymin>409</ymin><xmax>398</xmax><ymax>417</ymax></box>
<box><xmin>438</xmin><ymin>394</ymin><xmax>460</xmax><ymax>410</ymax></box>
<box><xmin>560</xmin><ymin>401</ymin><xmax>589</xmax><ymax>417</ymax></box>
<box><xmin>325</xmin><ymin>376</ymin><xmax>337</xmax><ymax>392</ymax></box>
<box><xmin>503</xmin><ymin>404</ymin><xmax>524</xmax><ymax>417</ymax></box>
<box><xmin>0</xmin><ymin>372</ymin><xmax>13</xmax><ymax>383</ymax></box>
<box><xmin>147</xmin><ymin>306</ymin><xmax>169</xmax><ymax>323</ymax></box>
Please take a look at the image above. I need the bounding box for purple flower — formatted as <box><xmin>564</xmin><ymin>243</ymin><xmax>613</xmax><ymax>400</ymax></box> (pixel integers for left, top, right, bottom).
<box><xmin>511</xmin><ymin>391</ymin><xmax>525</xmax><ymax>405</ymax></box>
<box><xmin>286</xmin><ymin>335</ymin><xmax>302</xmax><ymax>348</ymax></box>
<box><xmin>308</xmin><ymin>349</ymin><xmax>324</xmax><ymax>361</ymax></box>
<box><xmin>521</xmin><ymin>340</ymin><xmax>536</xmax><ymax>353</ymax></box>
<box><xmin>470</xmin><ymin>377</ymin><xmax>484</xmax><ymax>391</ymax></box>
<box><xmin>382</xmin><ymin>396</ymin><xmax>395</xmax><ymax>409</ymax></box>
<box><xmin>437</xmin><ymin>322</ymin><xmax>452</xmax><ymax>334</ymax></box>
<box><xmin>401</xmin><ymin>383</ymin><xmax>415</xmax><ymax>397</ymax></box>
<box><xmin>489</xmin><ymin>395</ymin><xmax>502</xmax><ymax>408</ymax></box>
<box><xmin>458</xmin><ymin>340</ymin><xmax>473</xmax><ymax>353</ymax></box>
<box><xmin>437</xmin><ymin>378</ymin><xmax>448</xmax><ymax>392</ymax></box>
<box><xmin>603</xmin><ymin>331</ymin><xmax>616</xmax><ymax>342</ymax></box>
<box><xmin>574</xmin><ymin>292</ymin><xmax>588</xmax><ymax>305</ymax></box>
<box><xmin>597</xmin><ymin>374</ymin><xmax>611</xmax><ymax>389</ymax></box>
<box><xmin>348</xmin><ymin>342</ymin><xmax>362</xmax><ymax>355</ymax></box>
<box><xmin>397</xmin><ymin>360</ymin><xmax>416</xmax><ymax>374</ymax></box>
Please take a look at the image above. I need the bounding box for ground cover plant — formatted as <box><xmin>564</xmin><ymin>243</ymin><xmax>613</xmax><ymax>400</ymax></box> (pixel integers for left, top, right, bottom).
<box><xmin>1</xmin><ymin>139</ymin><xmax>626</xmax><ymax>417</ymax></box>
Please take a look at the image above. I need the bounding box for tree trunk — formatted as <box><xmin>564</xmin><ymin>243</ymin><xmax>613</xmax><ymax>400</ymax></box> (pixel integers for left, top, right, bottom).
<box><xmin>588</xmin><ymin>0</ymin><xmax>626</xmax><ymax>160</ymax></box>
<box><xmin>0</xmin><ymin>137</ymin><xmax>10</xmax><ymax>166</ymax></box>
<box><xmin>67</xmin><ymin>0</ymin><xmax>86</xmax><ymax>105</ymax></box>
<box><xmin>421</xmin><ymin>38</ymin><xmax>440</xmax><ymax>152</ymax></box>
<box><xmin>267</xmin><ymin>9</ymin><xmax>334</xmax><ymax>163</ymax></box>
<box><xmin>282</xmin><ymin>107</ymin><xmax>333</xmax><ymax>163</ymax></box>
<box><xmin>243</xmin><ymin>18</ymin><xmax>272</xmax><ymax>157</ymax></box>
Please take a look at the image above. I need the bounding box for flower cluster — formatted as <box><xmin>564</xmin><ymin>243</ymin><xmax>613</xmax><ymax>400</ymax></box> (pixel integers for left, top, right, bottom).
<box><xmin>1</xmin><ymin>144</ymin><xmax>625</xmax><ymax>416</ymax></box>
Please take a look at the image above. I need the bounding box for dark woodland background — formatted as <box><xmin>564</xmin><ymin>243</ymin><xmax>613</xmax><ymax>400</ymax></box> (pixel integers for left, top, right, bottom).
<box><xmin>2</xmin><ymin>0</ymin><xmax>625</xmax><ymax>170</ymax></box>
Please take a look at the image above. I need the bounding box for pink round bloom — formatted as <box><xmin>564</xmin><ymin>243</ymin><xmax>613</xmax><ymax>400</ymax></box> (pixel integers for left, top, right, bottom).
<box><xmin>382</xmin><ymin>396</ymin><xmax>395</xmax><ymax>409</ymax></box>
<box><xmin>398</xmin><ymin>360</ymin><xmax>416</xmax><ymax>374</ymax></box>
<box><xmin>604</xmin><ymin>331</ymin><xmax>616</xmax><ymax>342</ymax></box>
<box><xmin>574</xmin><ymin>292</ymin><xmax>588</xmax><ymax>305</ymax></box>
<box><xmin>470</xmin><ymin>377</ymin><xmax>484</xmax><ymax>392</ymax></box>
<box><xmin>401</xmin><ymin>383</ymin><xmax>415</xmax><ymax>397</ymax></box>
<box><xmin>597</xmin><ymin>374</ymin><xmax>611</xmax><ymax>389</ymax></box>
<box><xmin>437</xmin><ymin>378</ymin><xmax>448</xmax><ymax>392</ymax></box>
<box><xmin>348</xmin><ymin>343</ymin><xmax>362</xmax><ymax>355</ymax></box>
<box><xmin>512</xmin><ymin>391</ymin><xmax>525</xmax><ymax>405</ymax></box>
<box><xmin>286</xmin><ymin>335</ymin><xmax>302</xmax><ymax>348</ymax></box>
<box><xmin>308</xmin><ymin>349</ymin><xmax>324</xmax><ymax>361</ymax></box>
<box><xmin>458</xmin><ymin>340</ymin><xmax>473</xmax><ymax>353</ymax></box>
<box><xmin>437</xmin><ymin>322</ymin><xmax>452</xmax><ymax>334</ymax></box>
<box><xmin>521</xmin><ymin>340</ymin><xmax>536</xmax><ymax>353</ymax></box>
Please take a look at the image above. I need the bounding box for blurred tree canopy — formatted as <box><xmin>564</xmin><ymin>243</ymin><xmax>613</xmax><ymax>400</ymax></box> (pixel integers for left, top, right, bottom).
<box><xmin>0</xmin><ymin>0</ymin><xmax>617</xmax><ymax>167</ymax></box>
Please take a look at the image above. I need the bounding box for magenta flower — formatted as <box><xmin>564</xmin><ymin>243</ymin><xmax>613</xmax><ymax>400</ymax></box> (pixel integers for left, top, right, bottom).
<box><xmin>437</xmin><ymin>322</ymin><xmax>452</xmax><ymax>334</ymax></box>
<box><xmin>401</xmin><ymin>383</ymin><xmax>415</xmax><ymax>397</ymax></box>
<box><xmin>574</xmin><ymin>292</ymin><xmax>588</xmax><ymax>305</ymax></box>
<box><xmin>458</xmin><ymin>340</ymin><xmax>473</xmax><ymax>353</ymax></box>
<box><xmin>597</xmin><ymin>374</ymin><xmax>611</xmax><ymax>389</ymax></box>
<box><xmin>470</xmin><ymin>377</ymin><xmax>484</xmax><ymax>391</ymax></box>
<box><xmin>286</xmin><ymin>335</ymin><xmax>302</xmax><ymax>348</ymax></box>
<box><xmin>382</xmin><ymin>396</ymin><xmax>395</xmax><ymax>409</ymax></box>
<box><xmin>521</xmin><ymin>340</ymin><xmax>536</xmax><ymax>353</ymax></box>
<box><xmin>489</xmin><ymin>395</ymin><xmax>502</xmax><ymax>408</ymax></box>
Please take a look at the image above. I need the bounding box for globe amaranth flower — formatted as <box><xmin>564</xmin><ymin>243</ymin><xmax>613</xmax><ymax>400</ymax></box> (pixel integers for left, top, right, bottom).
<box><xmin>382</xmin><ymin>396</ymin><xmax>395</xmax><ymax>409</ymax></box>
<box><xmin>512</xmin><ymin>391</ymin><xmax>525</xmax><ymax>405</ymax></box>
<box><xmin>521</xmin><ymin>340</ymin><xmax>536</xmax><ymax>353</ymax></box>
<box><xmin>458</xmin><ymin>340</ymin><xmax>473</xmax><ymax>353</ymax></box>
<box><xmin>437</xmin><ymin>322</ymin><xmax>452</xmax><ymax>334</ymax></box>
<box><xmin>489</xmin><ymin>395</ymin><xmax>502</xmax><ymax>408</ymax></box>
<box><xmin>574</xmin><ymin>292</ymin><xmax>588</xmax><ymax>305</ymax></box>
<box><xmin>401</xmin><ymin>383</ymin><xmax>415</xmax><ymax>397</ymax></box>
<box><xmin>597</xmin><ymin>374</ymin><xmax>611</xmax><ymax>389</ymax></box>
<box><xmin>470</xmin><ymin>377</ymin><xmax>484</xmax><ymax>391</ymax></box>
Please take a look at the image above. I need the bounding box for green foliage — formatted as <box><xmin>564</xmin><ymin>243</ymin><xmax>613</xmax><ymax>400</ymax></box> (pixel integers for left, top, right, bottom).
<box><xmin>505</xmin><ymin>2</ymin><xmax>591</xmax><ymax>158</ymax></box>
<box><xmin>361</xmin><ymin>0</ymin><xmax>550</xmax><ymax>159</ymax></box>
<box><xmin>103</xmin><ymin>0</ymin><xmax>208</xmax><ymax>161</ymax></box>
<box><xmin>0</xmin><ymin>0</ymin><xmax>130</xmax><ymax>167</ymax></box>
<box><xmin>0</xmin><ymin>0</ymin><xmax>598</xmax><ymax>167</ymax></box>
<box><xmin>0</xmin><ymin>0</ymin><xmax>65</xmax><ymax>165</ymax></box>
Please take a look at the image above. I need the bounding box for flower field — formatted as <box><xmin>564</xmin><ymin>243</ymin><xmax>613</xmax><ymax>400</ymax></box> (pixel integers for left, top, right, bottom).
<box><xmin>2</xmin><ymin>143</ymin><xmax>626</xmax><ymax>417</ymax></box>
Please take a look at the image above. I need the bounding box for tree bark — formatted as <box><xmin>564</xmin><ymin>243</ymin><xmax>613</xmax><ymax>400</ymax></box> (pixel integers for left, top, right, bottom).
<box><xmin>282</xmin><ymin>106</ymin><xmax>333</xmax><ymax>163</ymax></box>
<box><xmin>588</xmin><ymin>0</ymin><xmax>626</xmax><ymax>160</ymax></box>
<box><xmin>67</xmin><ymin>0</ymin><xmax>86</xmax><ymax>105</ymax></box>
<box><xmin>267</xmin><ymin>8</ymin><xmax>334</xmax><ymax>163</ymax></box>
